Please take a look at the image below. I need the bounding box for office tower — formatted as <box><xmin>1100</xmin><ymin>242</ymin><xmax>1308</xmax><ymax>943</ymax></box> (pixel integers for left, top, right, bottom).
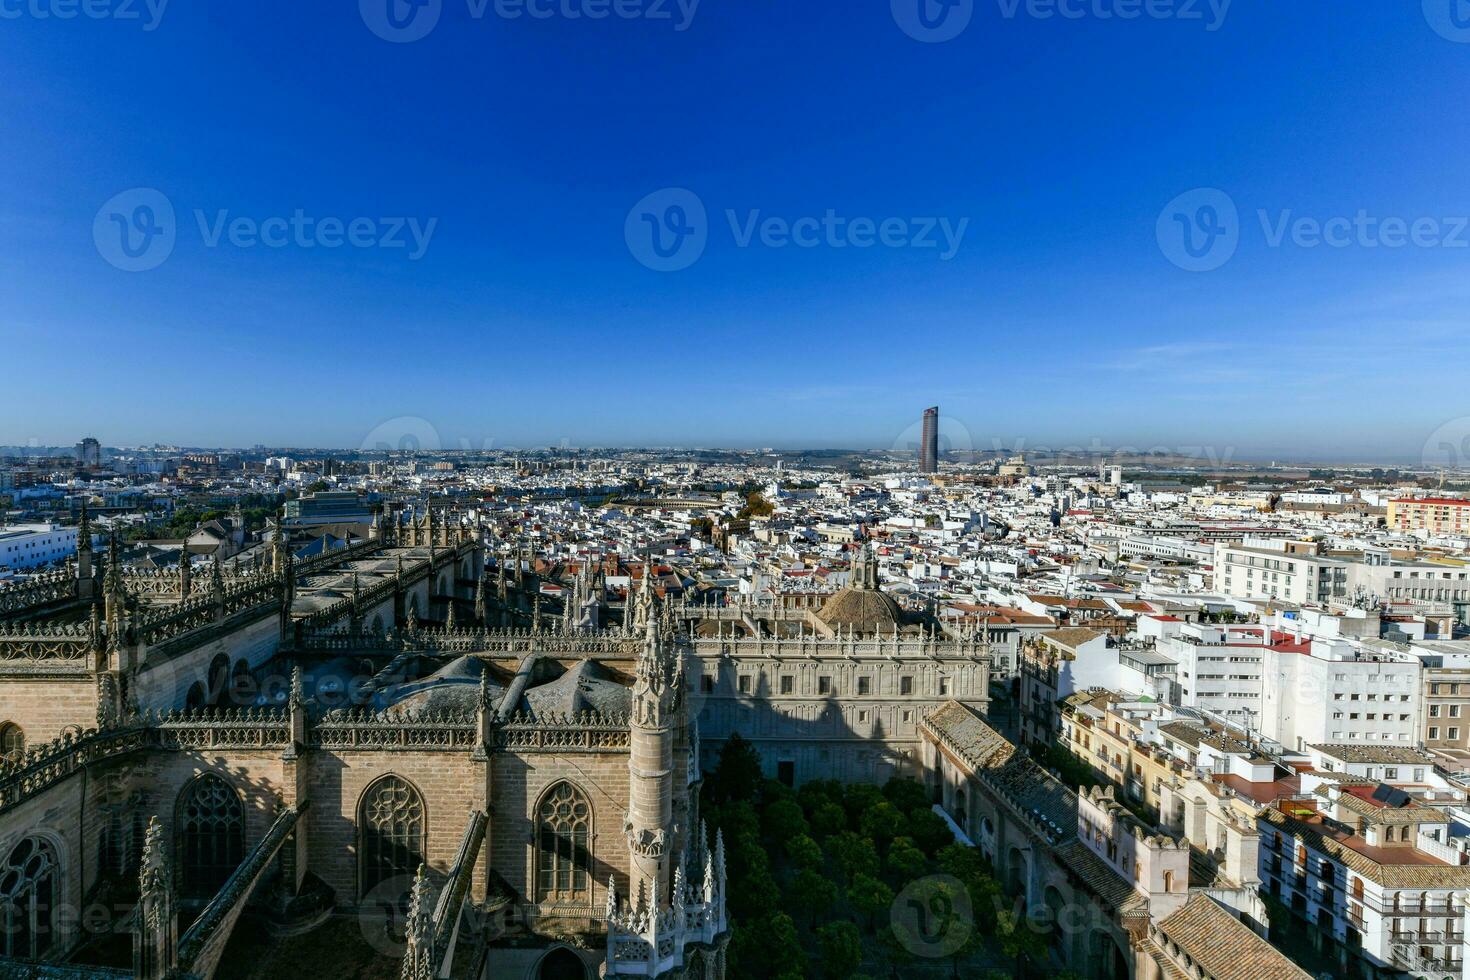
<box><xmin>920</xmin><ymin>407</ymin><xmax>939</xmax><ymax>473</ymax></box>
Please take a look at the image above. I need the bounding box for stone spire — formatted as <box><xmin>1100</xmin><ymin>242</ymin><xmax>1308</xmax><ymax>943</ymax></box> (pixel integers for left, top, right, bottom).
<box><xmin>474</xmin><ymin>574</ymin><xmax>488</xmax><ymax>625</ymax></box>
<box><xmin>133</xmin><ymin>816</ymin><xmax>177</xmax><ymax>980</ymax></box>
<box><xmin>445</xmin><ymin>594</ymin><xmax>458</xmax><ymax>630</ymax></box>
<box><xmin>178</xmin><ymin>545</ymin><xmax>191</xmax><ymax>600</ymax></box>
<box><xmin>625</xmin><ymin>613</ymin><xmax>682</xmax><ymax>904</ymax></box>
<box><xmin>400</xmin><ymin>864</ymin><xmax>435</xmax><ymax>980</ymax></box>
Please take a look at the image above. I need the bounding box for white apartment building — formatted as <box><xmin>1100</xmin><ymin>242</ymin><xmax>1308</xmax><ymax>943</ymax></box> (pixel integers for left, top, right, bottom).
<box><xmin>1162</xmin><ymin>623</ymin><xmax>1421</xmax><ymax>752</ymax></box>
<box><xmin>0</xmin><ymin>523</ymin><xmax>79</xmax><ymax>571</ymax></box>
<box><xmin>1259</xmin><ymin>777</ymin><xmax>1470</xmax><ymax>979</ymax></box>
<box><xmin>1213</xmin><ymin>540</ymin><xmax>1351</xmax><ymax>605</ymax></box>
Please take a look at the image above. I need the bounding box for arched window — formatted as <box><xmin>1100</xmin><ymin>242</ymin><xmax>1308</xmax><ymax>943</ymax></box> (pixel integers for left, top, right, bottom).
<box><xmin>0</xmin><ymin>723</ymin><xmax>24</xmax><ymax>765</ymax></box>
<box><xmin>185</xmin><ymin>683</ymin><xmax>206</xmax><ymax>710</ymax></box>
<box><xmin>536</xmin><ymin>782</ymin><xmax>591</xmax><ymax>903</ymax></box>
<box><xmin>1</xmin><ymin>837</ymin><xmax>58</xmax><ymax>959</ymax></box>
<box><xmin>177</xmin><ymin>774</ymin><xmax>245</xmax><ymax>898</ymax></box>
<box><xmin>538</xmin><ymin>947</ymin><xmax>587</xmax><ymax>980</ymax></box>
<box><xmin>207</xmin><ymin>654</ymin><xmax>231</xmax><ymax>705</ymax></box>
<box><xmin>359</xmin><ymin>775</ymin><xmax>425</xmax><ymax>899</ymax></box>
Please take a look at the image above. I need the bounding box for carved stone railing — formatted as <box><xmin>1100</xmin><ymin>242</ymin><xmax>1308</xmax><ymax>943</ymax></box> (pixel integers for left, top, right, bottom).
<box><xmin>176</xmin><ymin>802</ymin><xmax>304</xmax><ymax>978</ymax></box>
<box><xmin>154</xmin><ymin>707</ymin><xmax>291</xmax><ymax>750</ymax></box>
<box><xmin>0</xmin><ymin>566</ymin><xmax>80</xmax><ymax>617</ymax></box>
<box><xmin>0</xmin><ymin>726</ymin><xmax>151</xmax><ymax>813</ymax></box>
<box><xmin>308</xmin><ymin>707</ymin><xmax>478</xmax><ymax>750</ymax></box>
<box><xmin>494</xmin><ymin>712</ymin><xmax>630</xmax><ymax>752</ymax></box>
<box><xmin>691</xmin><ymin>630</ymin><xmax>990</xmax><ymax>662</ymax></box>
<box><xmin>133</xmin><ymin>574</ymin><xmax>283</xmax><ymax>647</ymax></box>
<box><xmin>296</xmin><ymin>624</ymin><xmax>645</xmax><ymax>658</ymax></box>
<box><xmin>0</xmin><ymin>623</ymin><xmax>94</xmax><ymax>674</ymax></box>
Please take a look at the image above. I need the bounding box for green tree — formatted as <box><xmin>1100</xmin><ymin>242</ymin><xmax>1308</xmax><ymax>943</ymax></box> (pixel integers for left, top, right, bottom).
<box><xmin>787</xmin><ymin>868</ymin><xmax>838</xmax><ymax>928</ymax></box>
<box><xmin>816</xmin><ymin>921</ymin><xmax>862</xmax><ymax>980</ymax></box>
<box><xmin>882</xmin><ymin>777</ymin><xmax>930</xmax><ymax>814</ymax></box>
<box><xmin>764</xmin><ymin>798</ymin><xmax>810</xmax><ymax>843</ymax></box>
<box><xmin>996</xmin><ymin>906</ymin><xmax>1047</xmax><ymax>979</ymax></box>
<box><xmin>843</xmin><ymin>783</ymin><xmax>884</xmax><ymax>823</ymax></box>
<box><xmin>787</xmin><ymin>833</ymin><xmax>823</xmax><ymax>871</ymax></box>
<box><xmin>810</xmin><ymin>801</ymin><xmax>848</xmax><ymax>839</ymax></box>
<box><xmin>734</xmin><ymin>910</ymin><xmax>806</xmax><ymax>979</ymax></box>
<box><xmin>709</xmin><ymin>732</ymin><xmax>763</xmax><ymax>805</ymax></box>
<box><xmin>848</xmin><ymin>872</ymin><xmax>895</xmax><ymax>933</ymax></box>
<box><xmin>885</xmin><ymin>837</ymin><xmax>928</xmax><ymax>883</ymax></box>
<box><xmin>859</xmin><ymin>801</ymin><xmax>906</xmax><ymax>846</ymax></box>
<box><xmin>905</xmin><ymin>808</ymin><xmax>953</xmax><ymax>856</ymax></box>
<box><xmin>827</xmin><ymin>832</ymin><xmax>880</xmax><ymax>885</ymax></box>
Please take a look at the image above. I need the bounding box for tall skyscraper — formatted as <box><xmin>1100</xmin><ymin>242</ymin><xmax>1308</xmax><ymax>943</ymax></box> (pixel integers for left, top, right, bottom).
<box><xmin>919</xmin><ymin>407</ymin><xmax>939</xmax><ymax>473</ymax></box>
<box><xmin>75</xmin><ymin>437</ymin><xmax>101</xmax><ymax>468</ymax></box>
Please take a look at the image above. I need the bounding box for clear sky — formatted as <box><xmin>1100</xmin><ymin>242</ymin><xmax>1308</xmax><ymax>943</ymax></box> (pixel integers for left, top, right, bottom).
<box><xmin>2</xmin><ymin>1</ymin><xmax>1468</xmax><ymax>461</ymax></box>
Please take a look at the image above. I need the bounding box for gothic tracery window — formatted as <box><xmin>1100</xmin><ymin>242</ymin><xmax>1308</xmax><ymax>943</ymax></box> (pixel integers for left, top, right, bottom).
<box><xmin>0</xmin><ymin>723</ymin><xmax>23</xmax><ymax>765</ymax></box>
<box><xmin>0</xmin><ymin>836</ymin><xmax>57</xmax><ymax>960</ymax></box>
<box><xmin>359</xmin><ymin>775</ymin><xmax>425</xmax><ymax>899</ymax></box>
<box><xmin>178</xmin><ymin>774</ymin><xmax>245</xmax><ymax>898</ymax></box>
<box><xmin>537</xmin><ymin>782</ymin><xmax>591</xmax><ymax>903</ymax></box>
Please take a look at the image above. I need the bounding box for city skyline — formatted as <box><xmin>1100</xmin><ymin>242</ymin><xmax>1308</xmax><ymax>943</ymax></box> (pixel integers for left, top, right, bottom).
<box><xmin>5</xmin><ymin>5</ymin><xmax>1470</xmax><ymax>458</ymax></box>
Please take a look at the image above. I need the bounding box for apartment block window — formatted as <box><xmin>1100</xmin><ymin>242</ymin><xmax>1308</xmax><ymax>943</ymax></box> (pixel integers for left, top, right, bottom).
<box><xmin>780</xmin><ymin>675</ymin><xmax>794</xmax><ymax>695</ymax></box>
<box><xmin>1430</xmin><ymin>727</ymin><xmax>1440</xmax><ymax>739</ymax></box>
<box><xmin>1450</xmin><ymin>728</ymin><xmax>1460</xmax><ymax>740</ymax></box>
<box><xmin>1385</xmin><ymin>768</ymin><xmax>1398</xmax><ymax>780</ymax></box>
<box><xmin>1452</xmin><ymin>705</ymin><xmax>1462</xmax><ymax>717</ymax></box>
<box><xmin>1431</xmin><ymin>705</ymin><xmax>1441</xmax><ymax>717</ymax></box>
<box><xmin>818</xmin><ymin>676</ymin><xmax>831</xmax><ymax>695</ymax></box>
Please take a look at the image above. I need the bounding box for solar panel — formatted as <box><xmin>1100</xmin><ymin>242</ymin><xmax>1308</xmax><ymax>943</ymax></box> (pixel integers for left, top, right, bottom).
<box><xmin>1371</xmin><ymin>783</ymin><xmax>1411</xmax><ymax>808</ymax></box>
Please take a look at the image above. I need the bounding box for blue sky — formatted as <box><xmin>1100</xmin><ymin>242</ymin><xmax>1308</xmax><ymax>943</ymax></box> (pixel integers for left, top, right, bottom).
<box><xmin>2</xmin><ymin>1</ymin><xmax>1468</xmax><ymax>461</ymax></box>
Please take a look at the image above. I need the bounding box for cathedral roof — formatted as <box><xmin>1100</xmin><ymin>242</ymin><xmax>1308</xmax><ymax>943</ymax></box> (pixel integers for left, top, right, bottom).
<box><xmin>520</xmin><ymin>659</ymin><xmax>630</xmax><ymax>720</ymax></box>
<box><xmin>380</xmin><ymin>655</ymin><xmax>506</xmax><ymax>713</ymax></box>
<box><xmin>815</xmin><ymin>585</ymin><xmax>906</xmax><ymax>633</ymax></box>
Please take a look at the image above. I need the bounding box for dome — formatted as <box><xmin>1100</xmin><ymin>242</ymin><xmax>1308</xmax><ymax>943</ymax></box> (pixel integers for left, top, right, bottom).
<box><xmin>815</xmin><ymin>586</ymin><xmax>905</xmax><ymax>633</ymax></box>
